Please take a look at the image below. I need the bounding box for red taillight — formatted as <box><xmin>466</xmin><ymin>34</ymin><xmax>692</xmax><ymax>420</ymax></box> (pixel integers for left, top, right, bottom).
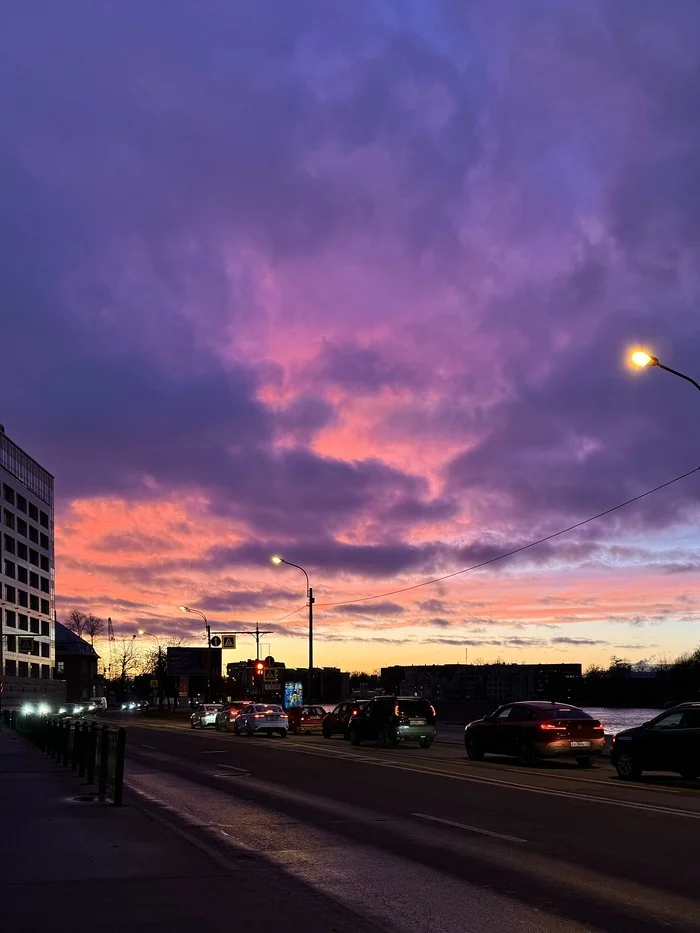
<box><xmin>429</xmin><ymin>705</ymin><xmax>436</xmax><ymax>718</ymax></box>
<box><xmin>351</xmin><ymin>709</ymin><xmax>358</xmax><ymax>716</ymax></box>
<box><xmin>393</xmin><ymin>704</ymin><xmax>400</xmax><ymax>717</ymax></box>
<box><xmin>254</xmin><ymin>713</ymin><xmax>265</xmax><ymax>719</ymax></box>
<box><xmin>539</xmin><ymin>723</ymin><xmax>566</xmax><ymax>731</ymax></box>
<box><xmin>593</xmin><ymin>723</ymin><xmax>605</xmax><ymax>731</ymax></box>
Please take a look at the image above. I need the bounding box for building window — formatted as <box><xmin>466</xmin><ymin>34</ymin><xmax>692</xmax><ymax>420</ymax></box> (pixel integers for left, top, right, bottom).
<box><xmin>39</xmin><ymin>577</ymin><xmax>49</xmax><ymax>594</ymax></box>
<box><xmin>6</xmin><ymin>610</ymin><xmax>16</xmax><ymax>627</ymax></box>
<box><xmin>3</xmin><ymin>483</ymin><xmax>15</xmax><ymax>505</ymax></box>
<box><xmin>29</xmin><ymin>571</ymin><xmax>39</xmax><ymax>588</ymax></box>
<box><xmin>5</xmin><ymin>659</ymin><xmax>16</xmax><ymax>677</ymax></box>
<box><xmin>17</xmin><ymin>517</ymin><xmax>27</xmax><ymax>537</ymax></box>
<box><xmin>30</xmin><ymin>594</ymin><xmax>39</xmax><ymax>611</ymax></box>
<box><xmin>28</xmin><ymin>503</ymin><xmax>38</xmax><ymax>521</ymax></box>
<box><xmin>17</xmin><ymin>566</ymin><xmax>28</xmax><ymax>584</ymax></box>
<box><xmin>40</xmin><ymin>599</ymin><xmax>50</xmax><ymax>615</ymax></box>
<box><xmin>41</xmin><ymin>664</ymin><xmax>50</xmax><ymax>679</ymax></box>
<box><xmin>17</xmin><ymin>589</ymin><xmax>28</xmax><ymax>608</ymax></box>
<box><xmin>16</xmin><ymin>493</ymin><xmax>27</xmax><ymax>513</ymax></box>
<box><xmin>29</xmin><ymin>549</ymin><xmax>38</xmax><ymax>566</ymax></box>
<box><xmin>40</xmin><ymin>555</ymin><xmax>49</xmax><ymax>571</ymax></box>
<box><xmin>40</xmin><ymin>533</ymin><xmax>49</xmax><ymax>550</ymax></box>
<box><xmin>3</xmin><ymin>509</ymin><xmax>14</xmax><ymax>530</ymax></box>
<box><xmin>18</xmin><ymin>614</ymin><xmax>28</xmax><ymax>631</ymax></box>
<box><xmin>17</xmin><ymin>542</ymin><xmax>27</xmax><ymax>560</ymax></box>
<box><xmin>30</xmin><ymin>663</ymin><xmax>40</xmax><ymax>678</ymax></box>
<box><xmin>41</xmin><ymin>642</ymin><xmax>50</xmax><ymax>658</ymax></box>
<box><xmin>6</xmin><ymin>634</ymin><xmax>16</xmax><ymax>652</ymax></box>
<box><xmin>30</xmin><ymin>618</ymin><xmax>39</xmax><ymax>634</ymax></box>
<box><xmin>3</xmin><ymin>533</ymin><xmax>15</xmax><ymax>553</ymax></box>
<box><xmin>39</xmin><ymin>510</ymin><xmax>49</xmax><ymax>528</ymax></box>
<box><xmin>5</xmin><ymin>584</ymin><xmax>15</xmax><ymax>603</ymax></box>
<box><xmin>4</xmin><ymin>559</ymin><xmax>15</xmax><ymax>578</ymax></box>
<box><xmin>28</xmin><ymin>525</ymin><xmax>38</xmax><ymax>544</ymax></box>
<box><xmin>41</xmin><ymin>620</ymin><xmax>49</xmax><ymax>637</ymax></box>
<box><xmin>31</xmin><ymin>641</ymin><xmax>39</xmax><ymax>656</ymax></box>
<box><xmin>18</xmin><ymin>661</ymin><xmax>28</xmax><ymax>677</ymax></box>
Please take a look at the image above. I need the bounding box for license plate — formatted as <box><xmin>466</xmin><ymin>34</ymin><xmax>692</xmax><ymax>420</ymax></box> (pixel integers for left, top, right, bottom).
<box><xmin>410</xmin><ymin>719</ymin><xmax>426</xmax><ymax>726</ymax></box>
<box><xmin>267</xmin><ymin>715</ymin><xmax>279</xmax><ymax>720</ymax></box>
<box><xmin>571</xmin><ymin>741</ymin><xmax>590</xmax><ymax>748</ymax></box>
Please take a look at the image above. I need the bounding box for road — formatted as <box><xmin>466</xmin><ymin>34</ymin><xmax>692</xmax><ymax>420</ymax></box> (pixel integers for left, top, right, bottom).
<box><xmin>107</xmin><ymin>714</ymin><xmax>700</xmax><ymax>933</ymax></box>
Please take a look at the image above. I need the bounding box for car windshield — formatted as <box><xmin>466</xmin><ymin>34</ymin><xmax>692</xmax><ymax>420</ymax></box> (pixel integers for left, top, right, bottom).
<box><xmin>397</xmin><ymin>700</ymin><xmax>433</xmax><ymax>718</ymax></box>
<box><xmin>540</xmin><ymin>707</ymin><xmax>592</xmax><ymax>720</ymax></box>
<box><xmin>262</xmin><ymin>705</ymin><xmax>283</xmax><ymax>713</ymax></box>
<box><xmin>203</xmin><ymin>705</ymin><xmax>220</xmax><ymax>712</ymax></box>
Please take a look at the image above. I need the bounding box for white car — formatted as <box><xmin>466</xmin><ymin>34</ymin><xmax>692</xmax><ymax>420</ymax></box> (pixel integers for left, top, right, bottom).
<box><xmin>234</xmin><ymin>703</ymin><xmax>288</xmax><ymax>737</ymax></box>
<box><xmin>190</xmin><ymin>703</ymin><xmax>222</xmax><ymax>729</ymax></box>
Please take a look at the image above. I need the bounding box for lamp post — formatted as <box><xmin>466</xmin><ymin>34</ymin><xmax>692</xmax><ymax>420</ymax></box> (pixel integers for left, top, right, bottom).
<box><xmin>271</xmin><ymin>556</ymin><xmax>315</xmax><ymax>701</ymax></box>
<box><xmin>137</xmin><ymin>630</ymin><xmax>163</xmax><ymax>711</ymax></box>
<box><xmin>179</xmin><ymin>606</ymin><xmax>213</xmax><ymax>701</ymax></box>
<box><xmin>631</xmin><ymin>351</ymin><xmax>700</xmax><ymax>394</ymax></box>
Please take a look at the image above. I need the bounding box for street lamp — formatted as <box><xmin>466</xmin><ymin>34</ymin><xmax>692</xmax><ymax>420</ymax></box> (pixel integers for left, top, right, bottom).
<box><xmin>137</xmin><ymin>630</ymin><xmax>163</xmax><ymax>711</ymax></box>
<box><xmin>271</xmin><ymin>556</ymin><xmax>315</xmax><ymax>701</ymax></box>
<box><xmin>179</xmin><ymin>606</ymin><xmax>213</xmax><ymax>701</ymax></box>
<box><xmin>630</xmin><ymin>350</ymin><xmax>700</xmax><ymax>393</ymax></box>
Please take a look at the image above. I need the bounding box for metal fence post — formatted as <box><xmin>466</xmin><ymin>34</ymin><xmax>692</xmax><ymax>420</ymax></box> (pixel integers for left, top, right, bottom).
<box><xmin>71</xmin><ymin>721</ymin><xmax>80</xmax><ymax>771</ymax></box>
<box><xmin>77</xmin><ymin>722</ymin><xmax>87</xmax><ymax>777</ymax></box>
<box><xmin>62</xmin><ymin>721</ymin><xmax>70</xmax><ymax>766</ymax></box>
<box><xmin>113</xmin><ymin>728</ymin><xmax>126</xmax><ymax>806</ymax></box>
<box><xmin>98</xmin><ymin>725</ymin><xmax>109</xmax><ymax>798</ymax></box>
<box><xmin>86</xmin><ymin>723</ymin><xmax>97</xmax><ymax>785</ymax></box>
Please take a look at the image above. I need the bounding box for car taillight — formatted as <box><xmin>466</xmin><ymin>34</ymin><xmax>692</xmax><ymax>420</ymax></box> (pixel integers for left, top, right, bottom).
<box><xmin>351</xmin><ymin>709</ymin><xmax>358</xmax><ymax>716</ymax></box>
<box><xmin>539</xmin><ymin>723</ymin><xmax>566</xmax><ymax>731</ymax></box>
<box><xmin>429</xmin><ymin>705</ymin><xmax>436</xmax><ymax>718</ymax></box>
<box><xmin>593</xmin><ymin>723</ymin><xmax>605</xmax><ymax>731</ymax></box>
<box><xmin>393</xmin><ymin>704</ymin><xmax>400</xmax><ymax>716</ymax></box>
<box><xmin>254</xmin><ymin>713</ymin><xmax>265</xmax><ymax>719</ymax></box>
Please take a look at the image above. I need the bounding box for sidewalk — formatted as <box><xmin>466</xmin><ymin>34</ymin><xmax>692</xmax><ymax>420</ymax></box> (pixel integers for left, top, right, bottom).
<box><xmin>0</xmin><ymin>728</ymin><xmax>387</xmax><ymax>933</ymax></box>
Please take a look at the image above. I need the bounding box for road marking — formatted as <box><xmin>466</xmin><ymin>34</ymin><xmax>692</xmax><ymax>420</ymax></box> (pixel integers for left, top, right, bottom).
<box><xmin>412</xmin><ymin>812</ymin><xmax>527</xmax><ymax>843</ymax></box>
<box><xmin>141</xmin><ymin>743</ymin><xmax>156</xmax><ymax>749</ymax></box>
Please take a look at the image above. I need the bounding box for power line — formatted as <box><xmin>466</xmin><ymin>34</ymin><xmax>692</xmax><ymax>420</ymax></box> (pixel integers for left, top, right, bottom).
<box><xmin>312</xmin><ymin>464</ymin><xmax>700</xmax><ymax>609</ymax></box>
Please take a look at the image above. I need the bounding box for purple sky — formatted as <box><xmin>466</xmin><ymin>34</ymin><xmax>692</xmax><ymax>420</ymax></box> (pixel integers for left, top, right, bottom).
<box><xmin>2</xmin><ymin>1</ymin><xmax>699</xmax><ymax>670</ymax></box>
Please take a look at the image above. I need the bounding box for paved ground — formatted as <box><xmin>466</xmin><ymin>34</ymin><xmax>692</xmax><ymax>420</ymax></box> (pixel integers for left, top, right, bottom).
<box><xmin>91</xmin><ymin>713</ymin><xmax>700</xmax><ymax>932</ymax></box>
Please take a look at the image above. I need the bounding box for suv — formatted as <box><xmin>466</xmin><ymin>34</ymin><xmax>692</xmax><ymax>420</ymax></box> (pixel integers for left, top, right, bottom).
<box><xmin>323</xmin><ymin>700</ymin><xmax>368</xmax><ymax>739</ymax></box>
<box><xmin>611</xmin><ymin>703</ymin><xmax>700</xmax><ymax>780</ymax></box>
<box><xmin>214</xmin><ymin>701</ymin><xmax>250</xmax><ymax>732</ymax></box>
<box><xmin>348</xmin><ymin>696</ymin><xmax>437</xmax><ymax>748</ymax></box>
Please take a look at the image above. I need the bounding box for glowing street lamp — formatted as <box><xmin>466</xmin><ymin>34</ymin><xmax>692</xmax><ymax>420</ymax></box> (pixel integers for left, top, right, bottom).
<box><xmin>630</xmin><ymin>349</ymin><xmax>700</xmax><ymax>393</ymax></box>
<box><xmin>179</xmin><ymin>605</ymin><xmax>213</xmax><ymax>701</ymax></box>
<box><xmin>271</xmin><ymin>556</ymin><xmax>315</xmax><ymax>701</ymax></box>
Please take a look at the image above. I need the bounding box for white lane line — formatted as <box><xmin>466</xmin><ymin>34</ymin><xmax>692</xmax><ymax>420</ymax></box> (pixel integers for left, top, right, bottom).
<box><xmin>141</xmin><ymin>743</ymin><xmax>156</xmax><ymax>749</ymax></box>
<box><xmin>412</xmin><ymin>812</ymin><xmax>527</xmax><ymax>844</ymax></box>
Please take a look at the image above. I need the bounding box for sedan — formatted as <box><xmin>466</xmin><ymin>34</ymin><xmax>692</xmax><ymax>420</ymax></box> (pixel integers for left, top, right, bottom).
<box><xmin>322</xmin><ymin>700</ymin><xmax>368</xmax><ymax>739</ymax></box>
<box><xmin>234</xmin><ymin>703</ymin><xmax>288</xmax><ymax>737</ymax></box>
<box><xmin>611</xmin><ymin>703</ymin><xmax>700</xmax><ymax>780</ymax></box>
<box><xmin>288</xmin><ymin>705</ymin><xmax>327</xmax><ymax>734</ymax></box>
<box><xmin>214</xmin><ymin>701</ymin><xmax>250</xmax><ymax>732</ymax></box>
<box><xmin>465</xmin><ymin>701</ymin><xmax>605</xmax><ymax>767</ymax></box>
<box><xmin>190</xmin><ymin>703</ymin><xmax>223</xmax><ymax>729</ymax></box>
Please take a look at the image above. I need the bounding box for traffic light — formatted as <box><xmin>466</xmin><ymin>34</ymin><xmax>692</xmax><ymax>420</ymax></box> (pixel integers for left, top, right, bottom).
<box><xmin>255</xmin><ymin>661</ymin><xmax>264</xmax><ymax>678</ymax></box>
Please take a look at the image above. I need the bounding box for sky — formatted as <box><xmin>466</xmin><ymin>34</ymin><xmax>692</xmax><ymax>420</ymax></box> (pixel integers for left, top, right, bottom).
<box><xmin>2</xmin><ymin>1</ymin><xmax>700</xmax><ymax>673</ymax></box>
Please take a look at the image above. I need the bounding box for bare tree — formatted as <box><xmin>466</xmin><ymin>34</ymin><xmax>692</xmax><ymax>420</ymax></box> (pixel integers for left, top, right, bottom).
<box><xmin>114</xmin><ymin>637</ymin><xmax>140</xmax><ymax>684</ymax></box>
<box><xmin>83</xmin><ymin>614</ymin><xmax>105</xmax><ymax>646</ymax></box>
<box><xmin>65</xmin><ymin>609</ymin><xmax>88</xmax><ymax>638</ymax></box>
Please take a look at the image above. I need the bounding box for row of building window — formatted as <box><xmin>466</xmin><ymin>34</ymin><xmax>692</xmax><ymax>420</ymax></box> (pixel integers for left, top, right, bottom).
<box><xmin>3</xmin><ymin>660</ymin><xmax>51</xmax><ymax>679</ymax></box>
<box><xmin>3</xmin><ymin>560</ymin><xmax>50</xmax><ymax>591</ymax></box>
<box><xmin>2</xmin><ymin>483</ymin><xmax>50</xmax><ymax>526</ymax></box>
<box><xmin>3</xmin><ymin>587</ymin><xmax>51</xmax><ymax>615</ymax></box>
<box><xmin>3</xmin><ymin>611</ymin><xmax>51</xmax><ymax>635</ymax></box>
<box><xmin>3</xmin><ymin>635</ymin><xmax>51</xmax><ymax>657</ymax></box>
<box><xmin>2</xmin><ymin>511</ymin><xmax>51</xmax><ymax>550</ymax></box>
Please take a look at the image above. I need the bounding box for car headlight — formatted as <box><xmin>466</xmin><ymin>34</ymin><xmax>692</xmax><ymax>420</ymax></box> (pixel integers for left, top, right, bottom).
<box><xmin>22</xmin><ymin>703</ymin><xmax>34</xmax><ymax>715</ymax></box>
<box><xmin>38</xmin><ymin>703</ymin><xmax>50</xmax><ymax>715</ymax></box>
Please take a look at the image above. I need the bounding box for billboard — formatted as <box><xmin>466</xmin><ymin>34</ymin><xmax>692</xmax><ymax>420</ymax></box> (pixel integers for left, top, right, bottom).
<box><xmin>167</xmin><ymin>647</ymin><xmax>221</xmax><ymax>676</ymax></box>
<box><xmin>284</xmin><ymin>682</ymin><xmax>303</xmax><ymax>709</ymax></box>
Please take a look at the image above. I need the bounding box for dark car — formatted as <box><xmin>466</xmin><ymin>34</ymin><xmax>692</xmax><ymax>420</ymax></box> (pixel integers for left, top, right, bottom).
<box><xmin>214</xmin><ymin>701</ymin><xmax>250</xmax><ymax>732</ymax></box>
<box><xmin>288</xmin><ymin>705</ymin><xmax>327</xmax><ymax>734</ymax></box>
<box><xmin>464</xmin><ymin>701</ymin><xmax>605</xmax><ymax>767</ymax></box>
<box><xmin>322</xmin><ymin>700</ymin><xmax>368</xmax><ymax>739</ymax></box>
<box><xmin>611</xmin><ymin>703</ymin><xmax>700</xmax><ymax>780</ymax></box>
<box><xmin>348</xmin><ymin>696</ymin><xmax>437</xmax><ymax>748</ymax></box>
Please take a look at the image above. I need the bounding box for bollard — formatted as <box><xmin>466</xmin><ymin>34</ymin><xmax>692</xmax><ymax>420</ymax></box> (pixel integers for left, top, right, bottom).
<box><xmin>86</xmin><ymin>723</ymin><xmax>98</xmax><ymax>785</ymax></box>
<box><xmin>98</xmin><ymin>725</ymin><xmax>110</xmax><ymax>798</ymax></box>
<box><xmin>113</xmin><ymin>728</ymin><xmax>126</xmax><ymax>806</ymax></box>
<box><xmin>78</xmin><ymin>722</ymin><xmax>88</xmax><ymax>777</ymax></box>
<box><xmin>62</xmin><ymin>721</ymin><xmax>70</xmax><ymax>767</ymax></box>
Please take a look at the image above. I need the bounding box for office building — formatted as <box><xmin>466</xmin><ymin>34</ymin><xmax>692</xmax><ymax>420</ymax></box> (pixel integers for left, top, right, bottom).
<box><xmin>0</xmin><ymin>426</ymin><xmax>63</xmax><ymax>707</ymax></box>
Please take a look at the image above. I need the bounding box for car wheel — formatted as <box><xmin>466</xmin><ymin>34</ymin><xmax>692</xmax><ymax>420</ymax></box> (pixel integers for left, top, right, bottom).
<box><xmin>519</xmin><ymin>743</ymin><xmax>537</xmax><ymax>766</ymax></box>
<box><xmin>349</xmin><ymin>728</ymin><xmax>361</xmax><ymax>746</ymax></box>
<box><xmin>246</xmin><ymin>721</ymin><xmax>254</xmax><ymax>737</ymax></box>
<box><xmin>190</xmin><ymin>721</ymin><xmax>196</xmax><ymax>729</ymax></box>
<box><xmin>680</xmin><ymin>771</ymin><xmax>699</xmax><ymax>781</ymax></box>
<box><xmin>419</xmin><ymin>737</ymin><xmax>433</xmax><ymax>749</ymax></box>
<box><xmin>615</xmin><ymin>750</ymin><xmax>642</xmax><ymax>780</ymax></box>
<box><xmin>465</xmin><ymin>737</ymin><xmax>485</xmax><ymax>761</ymax></box>
<box><xmin>575</xmin><ymin>756</ymin><xmax>595</xmax><ymax>768</ymax></box>
<box><xmin>322</xmin><ymin>724</ymin><xmax>332</xmax><ymax>739</ymax></box>
<box><xmin>377</xmin><ymin>728</ymin><xmax>389</xmax><ymax>748</ymax></box>
<box><xmin>280</xmin><ymin>729</ymin><xmax>287</xmax><ymax>738</ymax></box>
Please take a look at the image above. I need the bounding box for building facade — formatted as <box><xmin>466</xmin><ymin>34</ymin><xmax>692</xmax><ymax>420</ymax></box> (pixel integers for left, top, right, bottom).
<box><xmin>54</xmin><ymin>622</ymin><xmax>102</xmax><ymax>703</ymax></box>
<box><xmin>0</xmin><ymin>426</ymin><xmax>63</xmax><ymax>708</ymax></box>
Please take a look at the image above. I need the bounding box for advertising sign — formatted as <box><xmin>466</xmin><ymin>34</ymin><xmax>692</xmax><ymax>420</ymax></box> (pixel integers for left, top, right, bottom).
<box><xmin>284</xmin><ymin>682</ymin><xmax>303</xmax><ymax>709</ymax></box>
<box><xmin>167</xmin><ymin>647</ymin><xmax>221</xmax><ymax>676</ymax></box>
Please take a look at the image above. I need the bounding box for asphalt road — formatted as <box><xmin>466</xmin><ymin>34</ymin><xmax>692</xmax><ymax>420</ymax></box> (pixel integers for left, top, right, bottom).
<box><xmin>107</xmin><ymin>714</ymin><xmax>700</xmax><ymax>933</ymax></box>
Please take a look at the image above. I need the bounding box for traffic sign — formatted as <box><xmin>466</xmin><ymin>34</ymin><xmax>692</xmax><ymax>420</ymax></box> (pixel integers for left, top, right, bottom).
<box><xmin>222</xmin><ymin>635</ymin><xmax>236</xmax><ymax>649</ymax></box>
<box><xmin>264</xmin><ymin>668</ymin><xmax>279</xmax><ymax>683</ymax></box>
<box><xmin>150</xmin><ymin>679</ymin><xmax>159</xmax><ymax>688</ymax></box>
<box><xmin>210</xmin><ymin>635</ymin><xmax>222</xmax><ymax>648</ymax></box>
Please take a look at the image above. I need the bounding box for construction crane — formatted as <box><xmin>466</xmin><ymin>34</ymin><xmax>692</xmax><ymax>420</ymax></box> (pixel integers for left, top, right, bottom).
<box><xmin>107</xmin><ymin>616</ymin><xmax>115</xmax><ymax>679</ymax></box>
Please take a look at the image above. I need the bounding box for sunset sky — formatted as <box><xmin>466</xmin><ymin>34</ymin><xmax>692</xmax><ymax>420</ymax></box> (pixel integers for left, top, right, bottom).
<box><xmin>2</xmin><ymin>2</ymin><xmax>700</xmax><ymax>673</ymax></box>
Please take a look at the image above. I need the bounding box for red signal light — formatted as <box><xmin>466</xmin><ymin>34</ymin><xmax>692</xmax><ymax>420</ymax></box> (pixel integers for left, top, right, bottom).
<box><xmin>255</xmin><ymin>662</ymin><xmax>264</xmax><ymax>675</ymax></box>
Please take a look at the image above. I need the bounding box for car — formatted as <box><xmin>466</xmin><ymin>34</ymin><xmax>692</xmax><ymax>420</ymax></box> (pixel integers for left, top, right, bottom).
<box><xmin>288</xmin><ymin>705</ymin><xmax>327</xmax><ymax>734</ymax></box>
<box><xmin>348</xmin><ymin>696</ymin><xmax>437</xmax><ymax>748</ymax></box>
<box><xmin>611</xmin><ymin>702</ymin><xmax>700</xmax><ymax>781</ymax></box>
<box><xmin>190</xmin><ymin>703</ymin><xmax>223</xmax><ymax>729</ymax></box>
<box><xmin>234</xmin><ymin>703</ymin><xmax>288</xmax><ymax>737</ymax></box>
<box><xmin>214</xmin><ymin>701</ymin><xmax>250</xmax><ymax>732</ymax></box>
<box><xmin>464</xmin><ymin>701</ymin><xmax>605</xmax><ymax>767</ymax></box>
<box><xmin>322</xmin><ymin>700</ymin><xmax>368</xmax><ymax>739</ymax></box>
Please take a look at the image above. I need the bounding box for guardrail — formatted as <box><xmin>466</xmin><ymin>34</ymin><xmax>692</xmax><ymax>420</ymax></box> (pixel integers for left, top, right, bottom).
<box><xmin>2</xmin><ymin>709</ymin><xmax>126</xmax><ymax>805</ymax></box>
